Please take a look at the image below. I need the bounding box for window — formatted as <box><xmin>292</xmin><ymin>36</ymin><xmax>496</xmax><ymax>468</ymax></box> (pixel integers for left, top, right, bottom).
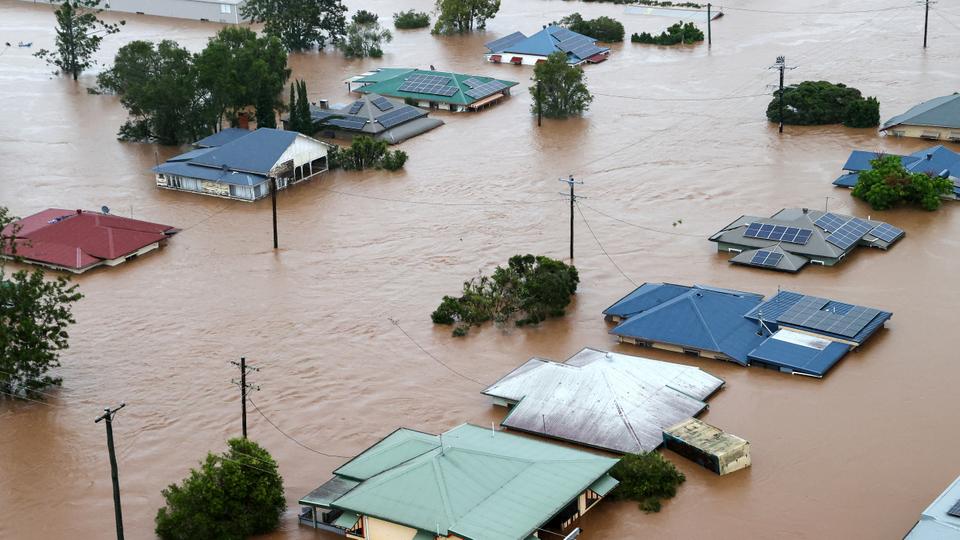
<box><xmin>221</xmin><ymin>3</ymin><xmax>232</xmax><ymax>13</ymax></box>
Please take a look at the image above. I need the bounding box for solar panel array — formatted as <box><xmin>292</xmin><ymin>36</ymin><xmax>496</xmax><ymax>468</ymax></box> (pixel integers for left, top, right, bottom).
<box><xmin>814</xmin><ymin>212</ymin><xmax>847</xmax><ymax>233</ymax></box>
<box><xmin>465</xmin><ymin>80</ymin><xmax>508</xmax><ymax>100</ymax></box>
<box><xmin>371</xmin><ymin>97</ymin><xmax>394</xmax><ymax>111</ymax></box>
<box><xmin>744</xmin><ymin>223</ymin><xmax>813</xmax><ymax>245</ymax></box>
<box><xmin>868</xmin><ymin>222</ymin><xmax>903</xmax><ymax>243</ymax></box>
<box><xmin>398</xmin><ymin>74</ymin><xmax>458</xmax><ymax>97</ymax></box>
<box><xmin>948</xmin><ymin>499</ymin><xmax>960</xmax><ymax>518</ymax></box>
<box><xmin>778</xmin><ymin>296</ymin><xmax>880</xmax><ymax>339</ymax></box>
<box><xmin>750</xmin><ymin>250</ymin><xmax>783</xmax><ymax>268</ymax></box>
<box><xmin>348</xmin><ymin>101</ymin><xmax>364</xmax><ymax>114</ymax></box>
<box><xmin>376</xmin><ymin>106</ymin><xmax>423</xmax><ymax>129</ymax></box>
<box><xmin>462</xmin><ymin>78</ymin><xmax>482</xmax><ymax>89</ymax></box>
<box><xmin>328</xmin><ymin>116</ymin><xmax>367</xmax><ymax>130</ymax></box>
<box><xmin>551</xmin><ymin>27</ymin><xmax>578</xmax><ymax>42</ymax></box>
<box><xmin>825</xmin><ymin>218</ymin><xmax>872</xmax><ymax>250</ymax></box>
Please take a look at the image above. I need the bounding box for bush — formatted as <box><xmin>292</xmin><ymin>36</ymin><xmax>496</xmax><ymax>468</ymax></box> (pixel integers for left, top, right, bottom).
<box><xmin>431</xmin><ymin>254</ymin><xmax>579</xmax><ymax>336</ymax></box>
<box><xmin>327</xmin><ymin>136</ymin><xmax>408</xmax><ymax>171</ymax></box>
<box><xmin>155</xmin><ymin>438</ymin><xmax>285</xmax><ymax>540</ymax></box>
<box><xmin>352</xmin><ymin>9</ymin><xmax>379</xmax><ymax>24</ymax></box>
<box><xmin>382</xmin><ymin>149</ymin><xmax>408</xmax><ymax>170</ymax></box>
<box><xmin>608</xmin><ymin>452</ymin><xmax>686</xmax><ymax>513</ymax></box>
<box><xmin>852</xmin><ymin>154</ymin><xmax>953</xmax><ymax>211</ymax></box>
<box><xmin>394</xmin><ymin>10</ymin><xmax>430</xmax><ymax>29</ymax></box>
<box><xmin>766</xmin><ymin>80</ymin><xmax>880</xmax><ymax>127</ymax></box>
<box><xmin>631</xmin><ymin>21</ymin><xmax>703</xmax><ymax>45</ymax></box>
<box><xmin>561</xmin><ymin>13</ymin><xmax>624</xmax><ymax>42</ymax></box>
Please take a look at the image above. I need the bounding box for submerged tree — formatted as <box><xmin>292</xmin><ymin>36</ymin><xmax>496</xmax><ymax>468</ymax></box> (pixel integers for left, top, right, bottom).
<box><xmin>852</xmin><ymin>155</ymin><xmax>953</xmax><ymax>211</ymax></box>
<box><xmin>530</xmin><ymin>51</ymin><xmax>593</xmax><ymax>119</ymax></box>
<box><xmin>241</xmin><ymin>0</ymin><xmax>348</xmax><ymax>51</ymax></box>
<box><xmin>155</xmin><ymin>438</ymin><xmax>285</xmax><ymax>540</ymax></box>
<box><xmin>560</xmin><ymin>13</ymin><xmax>625</xmax><ymax>42</ymax></box>
<box><xmin>34</xmin><ymin>0</ymin><xmax>123</xmax><ymax>81</ymax></box>
<box><xmin>0</xmin><ymin>207</ymin><xmax>83</xmax><ymax>401</ymax></box>
<box><xmin>608</xmin><ymin>452</ymin><xmax>686</xmax><ymax>513</ymax></box>
<box><xmin>631</xmin><ymin>21</ymin><xmax>704</xmax><ymax>45</ymax></box>
<box><xmin>432</xmin><ymin>0</ymin><xmax>501</xmax><ymax>34</ymax></box>
<box><xmin>393</xmin><ymin>10</ymin><xmax>431</xmax><ymax>29</ymax></box>
<box><xmin>338</xmin><ymin>11</ymin><xmax>393</xmax><ymax>58</ymax></box>
<box><xmin>765</xmin><ymin>80</ymin><xmax>880</xmax><ymax>128</ymax></box>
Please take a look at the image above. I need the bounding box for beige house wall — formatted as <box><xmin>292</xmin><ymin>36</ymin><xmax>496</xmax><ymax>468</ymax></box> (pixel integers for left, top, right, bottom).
<box><xmin>884</xmin><ymin>124</ymin><xmax>960</xmax><ymax>141</ymax></box>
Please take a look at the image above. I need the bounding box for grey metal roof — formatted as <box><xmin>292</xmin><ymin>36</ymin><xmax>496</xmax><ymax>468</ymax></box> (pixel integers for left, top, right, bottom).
<box><xmin>882</xmin><ymin>93</ymin><xmax>960</xmax><ymax>130</ymax></box>
<box><xmin>193</xmin><ymin>128</ymin><xmax>251</xmax><ymax>148</ymax></box>
<box><xmin>152</xmin><ymin>160</ymin><xmax>267</xmax><ymax>186</ymax></box>
<box><xmin>299</xmin><ymin>476</ymin><xmax>361</xmax><ymax>507</ymax></box>
<box><xmin>483</xmin><ymin>347</ymin><xmax>724</xmax><ymax>454</ymax></box>
<box><xmin>190</xmin><ymin>128</ymin><xmax>298</xmax><ymax>174</ymax></box>
<box><xmin>729</xmin><ymin>245</ymin><xmax>808</xmax><ymax>273</ymax></box>
<box><xmin>305</xmin><ymin>93</ymin><xmax>436</xmax><ymax>138</ymax></box>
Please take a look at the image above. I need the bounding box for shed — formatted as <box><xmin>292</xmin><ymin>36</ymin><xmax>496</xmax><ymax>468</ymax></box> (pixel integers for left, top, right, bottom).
<box><xmin>662</xmin><ymin>418</ymin><xmax>750</xmax><ymax>476</ymax></box>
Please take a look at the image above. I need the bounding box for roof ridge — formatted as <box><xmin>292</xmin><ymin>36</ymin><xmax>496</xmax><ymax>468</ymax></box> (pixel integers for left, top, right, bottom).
<box><xmin>430</xmin><ymin>457</ymin><xmax>456</xmax><ymax>532</ymax></box>
<box><xmin>600</xmin><ymin>369</ymin><xmax>643</xmax><ymax>449</ymax></box>
<box><xmin>685</xmin><ymin>292</ymin><xmax>723</xmax><ymax>352</ymax></box>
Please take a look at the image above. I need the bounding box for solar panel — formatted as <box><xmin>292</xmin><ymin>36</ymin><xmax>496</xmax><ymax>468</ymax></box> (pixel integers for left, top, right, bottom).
<box><xmin>825</xmin><ymin>218</ymin><xmax>872</xmax><ymax>250</ymax></box>
<box><xmin>403</xmin><ymin>74</ymin><xmax>452</xmax><ymax>86</ymax></box>
<box><xmin>814</xmin><ymin>212</ymin><xmax>847</xmax><ymax>233</ymax></box>
<box><xmin>328</xmin><ymin>116</ymin><xmax>367</xmax><ymax>130</ymax></box>
<box><xmin>949</xmin><ymin>499</ymin><xmax>960</xmax><ymax>518</ymax></box>
<box><xmin>551</xmin><ymin>27</ymin><xmax>578</xmax><ymax>42</ymax></box>
<box><xmin>750</xmin><ymin>250</ymin><xmax>783</xmax><ymax>268</ymax></box>
<box><xmin>465</xmin><ymin>80</ymin><xmax>508</xmax><ymax>100</ymax></box>
<box><xmin>778</xmin><ymin>296</ymin><xmax>880</xmax><ymax>339</ymax></box>
<box><xmin>398</xmin><ymin>75</ymin><xmax>458</xmax><ymax>97</ymax></box>
<box><xmin>348</xmin><ymin>101</ymin><xmax>364</xmax><ymax>115</ymax></box>
<box><xmin>868</xmin><ymin>222</ymin><xmax>903</xmax><ymax>243</ymax></box>
<box><xmin>371</xmin><ymin>97</ymin><xmax>394</xmax><ymax>112</ymax></box>
<box><xmin>462</xmin><ymin>78</ymin><xmax>482</xmax><ymax>89</ymax></box>
<box><xmin>743</xmin><ymin>223</ymin><xmax>813</xmax><ymax>245</ymax></box>
<box><xmin>376</xmin><ymin>106</ymin><xmax>424</xmax><ymax>129</ymax></box>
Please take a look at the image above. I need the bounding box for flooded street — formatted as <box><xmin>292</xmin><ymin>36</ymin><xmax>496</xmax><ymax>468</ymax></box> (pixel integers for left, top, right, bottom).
<box><xmin>2</xmin><ymin>0</ymin><xmax>960</xmax><ymax>538</ymax></box>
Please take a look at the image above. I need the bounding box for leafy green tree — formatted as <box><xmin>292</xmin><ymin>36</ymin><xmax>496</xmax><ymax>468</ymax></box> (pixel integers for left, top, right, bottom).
<box><xmin>295</xmin><ymin>79</ymin><xmax>311</xmax><ymax>133</ymax></box>
<box><xmin>560</xmin><ymin>13</ymin><xmax>624</xmax><ymax>42</ymax></box>
<box><xmin>631</xmin><ymin>21</ymin><xmax>704</xmax><ymax>45</ymax></box>
<box><xmin>852</xmin><ymin>155</ymin><xmax>954</xmax><ymax>211</ymax></box>
<box><xmin>432</xmin><ymin>0</ymin><xmax>500</xmax><ymax>34</ymax></box>
<box><xmin>844</xmin><ymin>96</ymin><xmax>880</xmax><ymax>128</ymax></box>
<box><xmin>34</xmin><ymin>0</ymin><xmax>123</xmax><ymax>81</ymax></box>
<box><xmin>241</xmin><ymin>0</ymin><xmax>347</xmax><ymax>51</ymax></box>
<box><xmin>155</xmin><ymin>438</ymin><xmax>285</xmax><ymax>540</ymax></box>
<box><xmin>530</xmin><ymin>51</ymin><xmax>593</xmax><ymax>119</ymax></box>
<box><xmin>394</xmin><ymin>10</ymin><xmax>431</xmax><ymax>29</ymax></box>
<box><xmin>608</xmin><ymin>452</ymin><xmax>686</xmax><ymax>513</ymax></box>
<box><xmin>339</xmin><ymin>11</ymin><xmax>392</xmax><ymax>58</ymax></box>
<box><xmin>766</xmin><ymin>80</ymin><xmax>880</xmax><ymax>127</ymax></box>
<box><xmin>0</xmin><ymin>207</ymin><xmax>83</xmax><ymax>401</ymax></box>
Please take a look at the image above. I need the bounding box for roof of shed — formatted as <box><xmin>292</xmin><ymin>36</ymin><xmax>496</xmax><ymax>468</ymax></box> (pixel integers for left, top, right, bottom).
<box><xmin>663</xmin><ymin>418</ymin><xmax>748</xmax><ymax>457</ymax></box>
<box><xmin>483</xmin><ymin>347</ymin><xmax>724</xmax><ymax>454</ymax></box>
<box><xmin>882</xmin><ymin>93</ymin><xmax>960</xmax><ymax>130</ymax></box>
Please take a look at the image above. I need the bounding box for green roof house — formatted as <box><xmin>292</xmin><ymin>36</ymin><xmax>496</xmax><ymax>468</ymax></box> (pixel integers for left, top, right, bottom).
<box><xmin>299</xmin><ymin>423</ymin><xmax>619</xmax><ymax>540</ymax></box>
<box><xmin>344</xmin><ymin>68</ymin><xmax>519</xmax><ymax>112</ymax></box>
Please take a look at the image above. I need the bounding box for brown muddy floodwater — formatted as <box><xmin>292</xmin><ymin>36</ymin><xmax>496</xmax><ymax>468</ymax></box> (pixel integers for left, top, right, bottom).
<box><xmin>2</xmin><ymin>0</ymin><xmax>960</xmax><ymax>538</ymax></box>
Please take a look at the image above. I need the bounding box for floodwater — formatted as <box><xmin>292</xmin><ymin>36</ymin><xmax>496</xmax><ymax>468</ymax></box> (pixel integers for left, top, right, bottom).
<box><xmin>1</xmin><ymin>0</ymin><xmax>959</xmax><ymax>538</ymax></box>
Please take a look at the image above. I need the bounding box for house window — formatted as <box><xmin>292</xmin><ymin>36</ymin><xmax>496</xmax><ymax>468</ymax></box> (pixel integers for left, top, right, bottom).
<box><xmin>221</xmin><ymin>3</ymin><xmax>232</xmax><ymax>13</ymax></box>
<box><xmin>891</xmin><ymin>130</ymin><xmax>905</xmax><ymax>137</ymax></box>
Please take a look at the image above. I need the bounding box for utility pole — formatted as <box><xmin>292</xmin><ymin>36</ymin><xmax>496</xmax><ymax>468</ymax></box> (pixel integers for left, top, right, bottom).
<box><xmin>231</xmin><ymin>357</ymin><xmax>260</xmax><ymax>438</ymax></box>
<box><xmin>707</xmin><ymin>3</ymin><xmax>712</xmax><ymax>48</ymax></box>
<box><xmin>537</xmin><ymin>80</ymin><xmax>543</xmax><ymax>127</ymax></box>
<box><xmin>559</xmin><ymin>175</ymin><xmax>583</xmax><ymax>260</ymax></box>
<box><xmin>768</xmin><ymin>56</ymin><xmax>796</xmax><ymax>134</ymax></box>
<box><xmin>923</xmin><ymin>0</ymin><xmax>930</xmax><ymax>48</ymax></box>
<box><xmin>95</xmin><ymin>403</ymin><xmax>126</xmax><ymax>540</ymax></box>
<box><xmin>270</xmin><ymin>178</ymin><xmax>279</xmax><ymax>249</ymax></box>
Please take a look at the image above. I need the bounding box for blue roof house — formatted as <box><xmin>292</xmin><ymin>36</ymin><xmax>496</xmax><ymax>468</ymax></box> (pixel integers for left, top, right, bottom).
<box><xmin>153</xmin><ymin>128</ymin><xmax>331</xmax><ymax>202</ymax></box>
<box><xmin>833</xmin><ymin>145</ymin><xmax>960</xmax><ymax>200</ymax></box>
<box><xmin>606</xmin><ymin>283</ymin><xmax>892</xmax><ymax>378</ymax></box>
<box><xmin>484</xmin><ymin>26</ymin><xmax>610</xmax><ymax>66</ymax></box>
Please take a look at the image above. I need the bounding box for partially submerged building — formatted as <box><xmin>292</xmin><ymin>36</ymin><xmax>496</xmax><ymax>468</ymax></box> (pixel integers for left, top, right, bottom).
<box><xmin>285</xmin><ymin>93</ymin><xmax>444</xmax><ymax>144</ymax></box>
<box><xmin>605</xmin><ymin>283</ymin><xmax>892</xmax><ymax>378</ymax></box>
<box><xmin>881</xmin><ymin>93</ymin><xmax>960</xmax><ymax>141</ymax></box>
<box><xmin>484</xmin><ymin>26</ymin><xmax>610</xmax><ymax>66</ymax></box>
<box><xmin>345</xmin><ymin>68</ymin><xmax>518</xmax><ymax>112</ymax></box>
<box><xmin>1</xmin><ymin>209</ymin><xmax>177</xmax><ymax>273</ymax></box>
<box><xmin>299</xmin><ymin>423</ymin><xmax>619</xmax><ymax>539</ymax></box>
<box><xmin>905</xmin><ymin>475</ymin><xmax>960</xmax><ymax>539</ymax></box>
<box><xmin>662</xmin><ymin>418</ymin><xmax>750</xmax><ymax>476</ymax></box>
<box><xmin>709</xmin><ymin>207</ymin><xmax>905</xmax><ymax>272</ymax></box>
<box><xmin>483</xmin><ymin>347</ymin><xmax>724</xmax><ymax>454</ymax></box>
<box><xmin>19</xmin><ymin>0</ymin><xmax>250</xmax><ymax>23</ymax></box>
<box><xmin>152</xmin><ymin>128</ymin><xmax>330</xmax><ymax>201</ymax></box>
<box><xmin>833</xmin><ymin>145</ymin><xmax>960</xmax><ymax>201</ymax></box>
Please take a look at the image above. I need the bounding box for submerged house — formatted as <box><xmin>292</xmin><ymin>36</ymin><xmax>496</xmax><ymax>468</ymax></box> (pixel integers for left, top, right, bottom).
<box><xmin>152</xmin><ymin>128</ymin><xmax>330</xmax><ymax>201</ymax></box>
<box><xmin>484</xmin><ymin>26</ymin><xmax>610</xmax><ymax>66</ymax></box>
<box><xmin>483</xmin><ymin>347</ymin><xmax>724</xmax><ymax>454</ymax></box>
<box><xmin>18</xmin><ymin>0</ymin><xmax>250</xmax><ymax>23</ymax></box>
<box><xmin>604</xmin><ymin>283</ymin><xmax>892</xmax><ymax>378</ymax></box>
<box><xmin>345</xmin><ymin>68</ymin><xmax>518</xmax><ymax>112</ymax></box>
<box><xmin>709</xmin><ymin>207</ymin><xmax>905</xmax><ymax>272</ymax></box>
<box><xmin>662</xmin><ymin>419</ymin><xmax>750</xmax><ymax>476</ymax></box>
<box><xmin>299</xmin><ymin>423</ymin><xmax>618</xmax><ymax>539</ymax></box>
<box><xmin>0</xmin><ymin>209</ymin><xmax>177</xmax><ymax>274</ymax></box>
<box><xmin>285</xmin><ymin>93</ymin><xmax>444</xmax><ymax>144</ymax></box>
<box><xmin>905</xmin><ymin>475</ymin><xmax>960</xmax><ymax>539</ymax></box>
<box><xmin>833</xmin><ymin>145</ymin><xmax>960</xmax><ymax>201</ymax></box>
<box><xmin>881</xmin><ymin>93</ymin><xmax>960</xmax><ymax>141</ymax></box>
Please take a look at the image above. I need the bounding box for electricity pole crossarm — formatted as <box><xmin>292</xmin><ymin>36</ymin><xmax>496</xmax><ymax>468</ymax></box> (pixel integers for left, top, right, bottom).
<box><xmin>230</xmin><ymin>357</ymin><xmax>260</xmax><ymax>439</ymax></box>
<box><xmin>559</xmin><ymin>175</ymin><xmax>584</xmax><ymax>260</ymax></box>
<box><xmin>95</xmin><ymin>403</ymin><xmax>126</xmax><ymax>540</ymax></box>
<box><xmin>768</xmin><ymin>55</ymin><xmax>797</xmax><ymax>134</ymax></box>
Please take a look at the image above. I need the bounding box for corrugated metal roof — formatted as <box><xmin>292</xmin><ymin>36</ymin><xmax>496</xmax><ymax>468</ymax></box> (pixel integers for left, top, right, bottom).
<box><xmin>882</xmin><ymin>93</ymin><xmax>960</xmax><ymax>130</ymax></box>
<box><xmin>744</xmin><ymin>290</ymin><xmax>892</xmax><ymax>344</ymax></box>
<box><xmin>354</xmin><ymin>69</ymin><xmax>518</xmax><ymax>106</ymax></box>
<box><xmin>603</xmin><ymin>282</ymin><xmax>696</xmax><ymax>319</ymax></box>
<box><xmin>190</xmin><ymin>128</ymin><xmax>298</xmax><ymax>174</ymax></box>
<box><xmin>835</xmin><ymin>145</ymin><xmax>960</xmax><ymax>199</ymax></box>
<box><xmin>588</xmin><ymin>472</ymin><xmax>620</xmax><ymax>496</ymax></box>
<box><xmin>193</xmin><ymin>127</ymin><xmax>251</xmax><ymax>148</ymax></box>
<box><xmin>334</xmin><ymin>428</ymin><xmax>440</xmax><ymax>481</ymax></box>
<box><xmin>326</xmin><ymin>424</ymin><xmax>617</xmax><ymax>540</ymax></box>
<box><xmin>485</xmin><ymin>26</ymin><xmax>610</xmax><ymax>63</ymax></box>
<box><xmin>332</xmin><ymin>510</ymin><xmax>360</xmax><ymax>529</ymax></box>
<box><xmin>483</xmin><ymin>347</ymin><xmax>724</xmax><ymax>453</ymax></box>
<box><xmin>153</xmin><ymin>160</ymin><xmax>267</xmax><ymax>186</ymax></box>
<box><xmin>746</xmin><ymin>330</ymin><xmax>850</xmax><ymax>377</ymax></box>
<box><xmin>729</xmin><ymin>245</ymin><xmax>808</xmax><ymax>273</ymax></box>
<box><xmin>299</xmin><ymin>476</ymin><xmax>360</xmax><ymax>507</ymax></box>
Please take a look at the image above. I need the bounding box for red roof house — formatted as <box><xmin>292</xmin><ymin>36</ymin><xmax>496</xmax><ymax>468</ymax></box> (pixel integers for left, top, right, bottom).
<box><xmin>1</xmin><ymin>209</ymin><xmax>178</xmax><ymax>273</ymax></box>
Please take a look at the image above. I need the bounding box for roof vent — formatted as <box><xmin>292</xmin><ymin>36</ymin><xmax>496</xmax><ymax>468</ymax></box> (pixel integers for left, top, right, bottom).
<box><xmin>927</xmin><ymin>153</ymin><xmax>933</xmax><ymax>160</ymax></box>
<box><xmin>76</xmin><ymin>209</ymin><xmax>82</xmax><ymax>214</ymax></box>
<box><xmin>802</xmin><ymin>208</ymin><xmax>808</xmax><ymax>213</ymax></box>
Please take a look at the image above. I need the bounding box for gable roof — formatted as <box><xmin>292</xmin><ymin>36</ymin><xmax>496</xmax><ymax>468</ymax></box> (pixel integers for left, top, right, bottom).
<box><xmin>353</xmin><ymin>68</ymin><xmax>518</xmax><ymax>106</ymax></box>
<box><xmin>483</xmin><ymin>347</ymin><xmax>724</xmax><ymax>453</ymax></box>
<box><xmin>188</xmin><ymin>128</ymin><xmax>298</xmax><ymax>174</ymax></box>
<box><xmin>193</xmin><ymin>127</ymin><xmax>251</xmax><ymax>148</ymax></box>
<box><xmin>485</xmin><ymin>26</ymin><xmax>610</xmax><ymax>64</ymax></box>
<box><xmin>326</xmin><ymin>424</ymin><xmax>617</xmax><ymax>540</ymax></box>
<box><xmin>882</xmin><ymin>93</ymin><xmax>960</xmax><ymax>130</ymax></box>
<box><xmin>304</xmin><ymin>93</ymin><xmax>441</xmax><ymax>141</ymax></box>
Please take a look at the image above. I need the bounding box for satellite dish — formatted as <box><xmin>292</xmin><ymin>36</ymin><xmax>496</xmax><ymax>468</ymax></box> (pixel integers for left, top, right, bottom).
<box><xmin>101</xmin><ymin>206</ymin><xmax>110</xmax><ymax>214</ymax></box>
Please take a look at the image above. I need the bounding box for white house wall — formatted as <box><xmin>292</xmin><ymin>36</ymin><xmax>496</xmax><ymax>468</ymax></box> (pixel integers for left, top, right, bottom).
<box><xmin>485</xmin><ymin>52</ymin><xmax>585</xmax><ymax>66</ymax></box>
<box><xmin>273</xmin><ymin>134</ymin><xmax>330</xmax><ymax>171</ymax></box>
<box><xmin>82</xmin><ymin>0</ymin><xmax>245</xmax><ymax>23</ymax></box>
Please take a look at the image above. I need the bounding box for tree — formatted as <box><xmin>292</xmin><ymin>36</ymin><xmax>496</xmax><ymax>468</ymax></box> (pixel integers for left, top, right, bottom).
<box><xmin>631</xmin><ymin>21</ymin><xmax>704</xmax><ymax>45</ymax></box>
<box><xmin>560</xmin><ymin>13</ymin><xmax>624</xmax><ymax>42</ymax></box>
<box><xmin>432</xmin><ymin>0</ymin><xmax>500</xmax><ymax>34</ymax></box>
<box><xmin>0</xmin><ymin>207</ymin><xmax>83</xmax><ymax>401</ymax></box>
<box><xmin>331</xmin><ymin>136</ymin><xmax>407</xmax><ymax>170</ymax></box>
<box><xmin>155</xmin><ymin>438</ymin><xmax>285</xmax><ymax>540</ymax></box>
<box><xmin>295</xmin><ymin>79</ymin><xmax>311</xmax><ymax>132</ymax></box>
<box><xmin>394</xmin><ymin>10</ymin><xmax>431</xmax><ymax>29</ymax></box>
<box><xmin>530</xmin><ymin>51</ymin><xmax>593</xmax><ymax>119</ymax></box>
<box><xmin>241</xmin><ymin>0</ymin><xmax>347</xmax><ymax>51</ymax></box>
<box><xmin>608</xmin><ymin>452</ymin><xmax>686</xmax><ymax>513</ymax></box>
<box><xmin>852</xmin><ymin>155</ymin><xmax>954</xmax><ymax>211</ymax></box>
<box><xmin>765</xmin><ymin>80</ymin><xmax>880</xmax><ymax>128</ymax></box>
<box><xmin>339</xmin><ymin>11</ymin><xmax>393</xmax><ymax>58</ymax></box>
<box><xmin>34</xmin><ymin>0</ymin><xmax>123</xmax><ymax>81</ymax></box>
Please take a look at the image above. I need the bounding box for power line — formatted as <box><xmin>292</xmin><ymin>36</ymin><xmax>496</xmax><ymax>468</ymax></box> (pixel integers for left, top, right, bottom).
<box><xmin>933</xmin><ymin>8</ymin><xmax>960</xmax><ymax>31</ymax></box>
<box><xmin>388</xmin><ymin>318</ymin><xmax>486</xmax><ymax>386</ymax></box>
<box><xmin>574</xmin><ymin>202</ymin><xmax>638</xmax><ymax>287</ymax></box>
<box><xmin>0</xmin><ymin>388</ymin><xmax>58</xmax><ymax>406</ymax></box>
<box><xmin>592</xmin><ymin>92</ymin><xmax>771</xmax><ymax>102</ymax></box>
<box><xmin>578</xmin><ymin>202</ymin><xmax>704</xmax><ymax>238</ymax></box>
<box><xmin>722</xmin><ymin>4</ymin><xmax>916</xmax><ymax>15</ymax></box>
<box><xmin>246</xmin><ymin>396</ymin><xmax>352</xmax><ymax>459</ymax></box>
<box><xmin>319</xmin><ymin>186</ymin><xmax>564</xmax><ymax>207</ymax></box>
